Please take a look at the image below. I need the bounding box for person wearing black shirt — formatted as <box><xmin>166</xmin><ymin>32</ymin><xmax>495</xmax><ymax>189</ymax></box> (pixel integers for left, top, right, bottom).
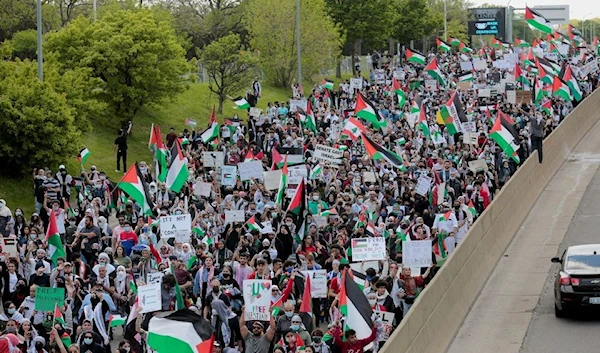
<box><xmin>113</xmin><ymin>122</ymin><xmax>132</xmax><ymax>173</ymax></box>
<box><xmin>29</xmin><ymin>263</ymin><xmax>50</xmax><ymax>287</ymax></box>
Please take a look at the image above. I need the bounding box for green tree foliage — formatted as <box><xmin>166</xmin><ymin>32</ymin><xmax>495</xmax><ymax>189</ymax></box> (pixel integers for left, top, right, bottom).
<box><xmin>428</xmin><ymin>0</ymin><xmax>471</xmax><ymax>43</ymax></box>
<box><xmin>10</xmin><ymin>29</ymin><xmax>37</xmax><ymax>60</ymax></box>
<box><xmin>45</xmin><ymin>9</ymin><xmax>191</xmax><ymax>120</ymax></box>
<box><xmin>325</xmin><ymin>0</ymin><xmax>394</xmax><ymax>55</ymax></box>
<box><xmin>393</xmin><ymin>0</ymin><xmax>440</xmax><ymax>45</ymax></box>
<box><xmin>200</xmin><ymin>33</ymin><xmax>257</xmax><ymax>113</ymax></box>
<box><xmin>246</xmin><ymin>0</ymin><xmax>342</xmax><ymax>87</ymax></box>
<box><xmin>0</xmin><ymin>60</ymin><xmax>81</xmax><ymax>175</ymax></box>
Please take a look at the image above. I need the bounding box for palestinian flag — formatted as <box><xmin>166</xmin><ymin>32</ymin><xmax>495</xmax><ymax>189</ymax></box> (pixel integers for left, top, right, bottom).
<box><xmin>232</xmin><ymin>96</ymin><xmax>250</xmax><ymax>109</ymax></box>
<box><xmin>354</xmin><ymin>93</ymin><xmax>381</xmax><ymax>128</ymax></box>
<box><xmin>78</xmin><ymin>148</ymin><xmax>92</xmax><ymax>165</ymax></box>
<box><xmin>492</xmin><ymin>37</ymin><xmax>510</xmax><ymax>49</ymax></box>
<box><xmin>275</xmin><ymin>155</ymin><xmax>288</xmax><ymax>207</ymax></box>
<box><xmin>430</xmin><ymin>182</ymin><xmax>446</xmax><ymax>206</ymax></box>
<box><xmin>535</xmin><ymin>57</ymin><xmax>554</xmax><ymax>84</ymax></box>
<box><xmin>405</xmin><ymin>48</ymin><xmax>426</xmax><ymax>65</ymax></box>
<box><xmin>552</xmin><ymin>75</ymin><xmax>572</xmax><ymax>101</ymax></box>
<box><xmin>458</xmin><ymin>72</ymin><xmax>474</xmax><ymax>82</ymax></box>
<box><xmin>514</xmin><ymin>63</ymin><xmax>528</xmax><ymax>85</ymax></box>
<box><xmin>425</xmin><ymin>57</ymin><xmax>446</xmax><ymax>87</ymax></box>
<box><xmin>459</xmin><ymin>42</ymin><xmax>474</xmax><ymax>53</ymax></box>
<box><xmin>298</xmin><ymin>108</ymin><xmax>317</xmax><ymax>133</ymax></box>
<box><xmin>498</xmin><ymin>110</ymin><xmax>521</xmax><ymax>163</ymax></box>
<box><xmin>468</xmin><ymin>200</ymin><xmax>478</xmax><ymax>217</ymax></box>
<box><xmin>514</xmin><ymin>38</ymin><xmax>530</xmax><ymax>48</ymax></box>
<box><xmin>200</xmin><ymin>107</ymin><xmax>219</xmax><ymax>143</ymax></box>
<box><xmin>361</xmin><ymin>133</ymin><xmax>407</xmax><ymax>171</ymax></box>
<box><xmin>320</xmin><ymin>208</ymin><xmax>338</xmax><ymax>217</ymax></box>
<box><xmin>524</xmin><ymin>48</ymin><xmax>536</xmax><ymax>68</ymax></box>
<box><xmin>436</xmin><ymin>38</ymin><xmax>451</xmax><ymax>52</ymax></box>
<box><xmin>321</xmin><ymin>79</ymin><xmax>334</xmax><ymax>90</ymax></box>
<box><xmin>148</xmin><ymin>216</ymin><xmax>160</xmax><ymax>229</ymax></box>
<box><xmin>450</xmin><ymin>37</ymin><xmax>461</xmax><ymax>46</ymax></box>
<box><xmin>118</xmin><ymin>163</ymin><xmax>155</xmax><ymax>215</ymax></box>
<box><xmin>364</xmin><ymin>222</ymin><xmax>377</xmax><ymax>237</ymax></box>
<box><xmin>562</xmin><ymin>65</ymin><xmax>582</xmax><ymax>101</ymax></box>
<box><xmin>246</xmin><ymin>215</ymin><xmax>262</xmax><ymax>232</ymax></box>
<box><xmin>46</xmin><ymin>209</ymin><xmax>66</xmax><ymax>265</ymax></box>
<box><xmin>490</xmin><ymin>116</ymin><xmax>520</xmax><ymax>163</ymax></box>
<box><xmin>418</xmin><ymin>103</ymin><xmax>430</xmax><ymax>138</ymax></box>
<box><xmin>109</xmin><ymin>314</ymin><xmax>127</xmax><ymax>327</ymax></box>
<box><xmin>54</xmin><ymin>304</ymin><xmax>66</xmax><ymax>327</ymax></box>
<box><xmin>534</xmin><ymin>77</ymin><xmax>545</xmax><ymax>103</ymax></box>
<box><xmin>525</xmin><ymin>7</ymin><xmax>552</xmax><ymax>34</ymax></box>
<box><xmin>339</xmin><ymin>269</ymin><xmax>374</xmax><ymax>339</ymax></box>
<box><xmin>434</xmin><ymin>232</ymin><xmax>447</xmax><ymax>259</ymax></box>
<box><xmin>342</xmin><ymin>117</ymin><xmax>367</xmax><ymax>141</ymax></box>
<box><xmin>148</xmin><ymin>309</ymin><xmax>214</xmax><ymax>353</ymax></box>
<box><xmin>166</xmin><ymin>141</ymin><xmax>189</xmax><ymax>193</ymax></box>
<box><xmin>410</xmin><ymin>100</ymin><xmax>420</xmax><ymax>114</ymax></box>
<box><xmin>392</xmin><ymin>77</ymin><xmax>406</xmax><ymax>108</ymax></box>
<box><xmin>286</xmin><ymin>179</ymin><xmax>305</xmax><ymax>216</ymax></box>
<box><xmin>310</xmin><ymin>164</ymin><xmax>322</xmax><ymax>180</ymax></box>
<box><xmin>192</xmin><ymin>225</ymin><xmax>205</xmax><ymax>238</ymax></box>
<box><xmin>299</xmin><ymin>275</ymin><xmax>313</xmax><ymax>316</ymax></box>
<box><xmin>151</xmin><ymin>126</ymin><xmax>168</xmax><ymax>183</ymax></box>
<box><xmin>440</xmin><ymin>91</ymin><xmax>466</xmax><ymax>135</ymax></box>
<box><xmin>539</xmin><ymin>99</ymin><xmax>552</xmax><ymax>115</ymax></box>
<box><xmin>271</xmin><ymin>280</ymin><xmax>294</xmax><ymax>316</ymax></box>
<box><xmin>323</xmin><ymin>89</ymin><xmax>332</xmax><ymax>107</ymax></box>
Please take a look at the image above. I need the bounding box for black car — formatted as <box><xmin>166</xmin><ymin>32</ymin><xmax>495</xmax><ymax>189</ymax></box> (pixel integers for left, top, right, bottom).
<box><xmin>551</xmin><ymin>244</ymin><xmax>600</xmax><ymax>318</ymax></box>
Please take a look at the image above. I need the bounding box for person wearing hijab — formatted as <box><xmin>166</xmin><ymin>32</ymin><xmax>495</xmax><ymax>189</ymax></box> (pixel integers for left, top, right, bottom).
<box><xmin>0</xmin><ymin>333</ymin><xmax>21</xmax><ymax>353</ymax></box>
<box><xmin>211</xmin><ymin>299</ymin><xmax>242</xmax><ymax>349</ymax></box>
<box><xmin>0</xmin><ymin>302</ymin><xmax>25</xmax><ymax>330</ymax></box>
<box><xmin>96</xmin><ymin>217</ymin><xmax>112</xmax><ymax>249</ymax></box>
<box><xmin>113</xmin><ymin>266</ymin><xmax>129</xmax><ymax>313</ymax></box>
<box><xmin>178</xmin><ymin>243</ymin><xmax>194</xmax><ymax>264</ymax></box>
<box><xmin>18</xmin><ymin>319</ymin><xmax>38</xmax><ymax>353</ymax></box>
<box><xmin>92</xmin><ymin>254</ymin><xmax>115</xmax><ymax>280</ymax></box>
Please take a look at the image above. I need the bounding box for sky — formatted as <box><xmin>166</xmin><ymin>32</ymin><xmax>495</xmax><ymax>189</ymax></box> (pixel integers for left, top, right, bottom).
<box><xmin>470</xmin><ymin>0</ymin><xmax>599</xmax><ymax>20</ymax></box>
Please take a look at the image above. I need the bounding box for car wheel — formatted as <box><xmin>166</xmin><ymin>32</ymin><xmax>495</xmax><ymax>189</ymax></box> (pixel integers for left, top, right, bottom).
<box><xmin>555</xmin><ymin>303</ymin><xmax>566</xmax><ymax>318</ymax></box>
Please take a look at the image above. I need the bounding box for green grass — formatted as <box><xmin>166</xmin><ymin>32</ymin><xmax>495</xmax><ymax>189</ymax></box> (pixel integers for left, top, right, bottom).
<box><xmin>0</xmin><ymin>82</ymin><xmax>291</xmax><ymax>216</ymax></box>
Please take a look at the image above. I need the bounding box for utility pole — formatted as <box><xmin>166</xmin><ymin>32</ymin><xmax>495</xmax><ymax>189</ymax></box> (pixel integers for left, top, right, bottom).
<box><xmin>93</xmin><ymin>0</ymin><xmax>97</xmax><ymax>21</ymax></box>
<box><xmin>443</xmin><ymin>0</ymin><xmax>448</xmax><ymax>41</ymax></box>
<box><xmin>36</xmin><ymin>0</ymin><xmax>43</xmax><ymax>81</ymax></box>
<box><xmin>295</xmin><ymin>0</ymin><xmax>302</xmax><ymax>87</ymax></box>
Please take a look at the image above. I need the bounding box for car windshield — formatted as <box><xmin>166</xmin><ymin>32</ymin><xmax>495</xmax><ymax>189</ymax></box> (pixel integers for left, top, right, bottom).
<box><xmin>566</xmin><ymin>254</ymin><xmax>600</xmax><ymax>272</ymax></box>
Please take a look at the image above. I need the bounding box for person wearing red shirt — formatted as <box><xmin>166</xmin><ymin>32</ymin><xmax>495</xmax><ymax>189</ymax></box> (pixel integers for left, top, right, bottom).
<box><xmin>474</xmin><ymin>180</ymin><xmax>490</xmax><ymax>210</ymax></box>
<box><xmin>118</xmin><ymin>221</ymin><xmax>139</xmax><ymax>256</ymax></box>
<box><xmin>248</xmin><ymin>259</ymin><xmax>271</xmax><ymax>280</ymax></box>
<box><xmin>332</xmin><ymin>320</ymin><xmax>377</xmax><ymax>353</ymax></box>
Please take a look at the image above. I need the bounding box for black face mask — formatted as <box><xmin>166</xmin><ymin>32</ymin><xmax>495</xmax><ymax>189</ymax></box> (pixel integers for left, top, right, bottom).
<box><xmin>35</xmin><ymin>342</ymin><xmax>44</xmax><ymax>351</ymax></box>
<box><xmin>212</xmin><ymin>287</ymin><xmax>220</xmax><ymax>294</ymax></box>
<box><xmin>222</xmin><ymin>273</ymin><xmax>231</xmax><ymax>278</ymax></box>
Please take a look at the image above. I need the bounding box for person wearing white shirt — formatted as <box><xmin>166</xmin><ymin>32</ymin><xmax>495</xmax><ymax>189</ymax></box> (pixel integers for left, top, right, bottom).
<box><xmin>432</xmin><ymin>202</ymin><xmax>458</xmax><ymax>255</ymax></box>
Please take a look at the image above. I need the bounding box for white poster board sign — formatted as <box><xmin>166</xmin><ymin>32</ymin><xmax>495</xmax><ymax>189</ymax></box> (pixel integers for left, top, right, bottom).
<box><xmin>138</xmin><ymin>282</ymin><xmax>162</xmax><ymax>313</ymax></box>
<box><xmin>249</xmin><ymin>107</ymin><xmax>262</xmax><ymax>117</ymax></box>
<box><xmin>478</xmin><ymin>88</ymin><xmax>491</xmax><ymax>97</ymax></box>
<box><xmin>402</xmin><ymin>240</ymin><xmax>432</xmax><ymax>268</ymax></box>
<box><xmin>459</xmin><ymin>61</ymin><xmax>473</xmax><ymax>71</ymax></box>
<box><xmin>221</xmin><ymin>166</ymin><xmax>237</xmax><ymax>186</ymax></box>
<box><xmin>159</xmin><ymin>214</ymin><xmax>191</xmax><ymax>243</ymax></box>
<box><xmin>263</xmin><ymin>170</ymin><xmax>282</xmax><ymax>190</ymax></box>
<box><xmin>147</xmin><ymin>270</ymin><xmax>169</xmax><ymax>284</ymax></box>
<box><xmin>373</xmin><ymin>69</ymin><xmax>385</xmax><ymax>84</ymax></box>
<box><xmin>289</xmin><ymin>99</ymin><xmax>308</xmax><ymax>113</ymax></box>
<box><xmin>288</xmin><ymin>166</ymin><xmax>308</xmax><ymax>185</ymax></box>
<box><xmin>260</xmin><ymin>221</ymin><xmax>273</xmax><ymax>234</ymax></box>
<box><xmin>238</xmin><ymin>161</ymin><xmax>263</xmax><ymax>181</ymax></box>
<box><xmin>0</xmin><ymin>238</ymin><xmax>18</xmax><ymax>258</ymax></box>
<box><xmin>243</xmin><ymin>280</ymin><xmax>272</xmax><ymax>321</ymax></box>
<box><xmin>462</xmin><ymin>121</ymin><xmax>477</xmax><ymax>132</ymax></box>
<box><xmin>463</xmin><ymin>132</ymin><xmax>478</xmax><ymax>145</ymax></box>
<box><xmin>351</xmin><ymin>237</ymin><xmax>386</xmax><ymax>261</ymax></box>
<box><xmin>375</xmin><ymin>311</ymin><xmax>395</xmax><ymax>340</ymax></box>
<box><xmin>473</xmin><ymin>59</ymin><xmax>487</xmax><ymax>71</ymax></box>
<box><xmin>425</xmin><ymin>79</ymin><xmax>438</xmax><ymax>90</ymax></box>
<box><xmin>363</xmin><ymin>171</ymin><xmax>376</xmax><ymax>183</ymax></box>
<box><xmin>194</xmin><ymin>181</ymin><xmax>212</xmax><ymax>198</ymax></box>
<box><xmin>202</xmin><ymin>152</ymin><xmax>224</xmax><ymax>167</ymax></box>
<box><xmin>313</xmin><ymin>144</ymin><xmax>343</xmax><ymax>165</ymax></box>
<box><xmin>225</xmin><ymin>210</ymin><xmax>245</xmax><ymax>224</ymax></box>
<box><xmin>301</xmin><ymin>270</ymin><xmax>328</xmax><ymax>298</ymax></box>
<box><xmin>350</xmin><ymin>78</ymin><xmax>363</xmax><ymax>91</ymax></box>
<box><xmin>415</xmin><ymin>175</ymin><xmax>432</xmax><ymax>197</ymax></box>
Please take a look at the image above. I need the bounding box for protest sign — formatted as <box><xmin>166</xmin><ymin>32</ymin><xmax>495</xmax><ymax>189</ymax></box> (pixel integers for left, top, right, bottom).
<box><xmin>313</xmin><ymin>215</ymin><xmax>328</xmax><ymax>228</ymax></box>
<box><xmin>462</xmin><ymin>121</ymin><xmax>477</xmax><ymax>133</ymax></box>
<box><xmin>243</xmin><ymin>280</ymin><xmax>272</xmax><ymax>321</ymax></box>
<box><xmin>288</xmin><ymin>166</ymin><xmax>308</xmax><ymax>185</ymax></box>
<box><xmin>289</xmin><ymin>99</ymin><xmax>307</xmax><ymax>113</ymax></box>
<box><xmin>457</xmin><ymin>82</ymin><xmax>471</xmax><ymax>91</ymax></box>
<box><xmin>425</xmin><ymin>79</ymin><xmax>438</xmax><ymax>90</ymax></box>
<box><xmin>350</xmin><ymin>78</ymin><xmax>363</xmax><ymax>91</ymax></box>
<box><xmin>375</xmin><ymin>311</ymin><xmax>395</xmax><ymax>340</ymax></box>
<box><xmin>225</xmin><ymin>210</ymin><xmax>245</xmax><ymax>224</ymax></box>
<box><xmin>478</xmin><ymin>88</ymin><xmax>491</xmax><ymax>97</ymax></box>
<box><xmin>160</xmin><ymin>214</ymin><xmax>191</xmax><ymax>242</ymax></box>
<box><xmin>463</xmin><ymin>132</ymin><xmax>478</xmax><ymax>145</ymax></box>
<box><xmin>373</xmin><ymin>69</ymin><xmax>385</xmax><ymax>84</ymax></box>
<box><xmin>351</xmin><ymin>237</ymin><xmax>386</xmax><ymax>261</ymax></box>
<box><xmin>260</xmin><ymin>221</ymin><xmax>273</xmax><ymax>234</ymax></box>
<box><xmin>402</xmin><ymin>240</ymin><xmax>433</xmax><ymax>268</ymax></box>
<box><xmin>313</xmin><ymin>144</ymin><xmax>343</xmax><ymax>165</ymax></box>
<box><xmin>194</xmin><ymin>181</ymin><xmax>212</xmax><ymax>198</ymax></box>
<box><xmin>202</xmin><ymin>152</ymin><xmax>224</xmax><ymax>167</ymax></box>
<box><xmin>580</xmin><ymin>60</ymin><xmax>599</xmax><ymax>77</ymax></box>
<box><xmin>363</xmin><ymin>171</ymin><xmax>376</xmax><ymax>183</ymax></box>
<box><xmin>516</xmin><ymin>90</ymin><xmax>531</xmax><ymax>104</ymax></box>
<box><xmin>249</xmin><ymin>107</ymin><xmax>262</xmax><ymax>117</ymax></box>
<box><xmin>147</xmin><ymin>271</ymin><xmax>165</xmax><ymax>284</ymax></box>
<box><xmin>468</xmin><ymin>159</ymin><xmax>489</xmax><ymax>173</ymax></box>
<box><xmin>263</xmin><ymin>170</ymin><xmax>282</xmax><ymax>190</ymax></box>
<box><xmin>238</xmin><ymin>161</ymin><xmax>264</xmax><ymax>181</ymax></box>
<box><xmin>506</xmin><ymin>90</ymin><xmax>516</xmax><ymax>104</ymax></box>
<box><xmin>138</xmin><ymin>282</ymin><xmax>162</xmax><ymax>313</ymax></box>
<box><xmin>221</xmin><ymin>166</ymin><xmax>237</xmax><ymax>186</ymax></box>
<box><xmin>301</xmin><ymin>270</ymin><xmax>328</xmax><ymax>298</ymax></box>
<box><xmin>459</xmin><ymin>61</ymin><xmax>473</xmax><ymax>71</ymax></box>
<box><xmin>415</xmin><ymin>175</ymin><xmax>432</xmax><ymax>197</ymax></box>
<box><xmin>0</xmin><ymin>238</ymin><xmax>18</xmax><ymax>258</ymax></box>
<box><xmin>35</xmin><ymin>287</ymin><xmax>65</xmax><ymax>311</ymax></box>
<box><xmin>473</xmin><ymin>59</ymin><xmax>487</xmax><ymax>71</ymax></box>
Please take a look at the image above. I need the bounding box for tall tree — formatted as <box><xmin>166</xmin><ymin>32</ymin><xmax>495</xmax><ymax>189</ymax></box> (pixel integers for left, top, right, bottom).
<box><xmin>45</xmin><ymin>9</ymin><xmax>191</xmax><ymax>120</ymax></box>
<box><xmin>201</xmin><ymin>33</ymin><xmax>256</xmax><ymax>113</ymax></box>
<box><xmin>393</xmin><ymin>0</ymin><xmax>440</xmax><ymax>45</ymax></box>
<box><xmin>246</xmin><ymin>0</ymin><xmax>342</xmax><ymax>87</ymax></box>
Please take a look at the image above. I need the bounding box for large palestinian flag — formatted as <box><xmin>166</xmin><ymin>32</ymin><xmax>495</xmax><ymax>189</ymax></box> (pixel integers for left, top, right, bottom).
<box><xmin>354</xmin><ymin>93</ymin><xmax>383</xmax><ymax>129</ymax></box>
<box><xmin>562</xmin><ymin>64</ymin><xmax>583</xmax><ymax>101</ymax></box>
<box><xmin>425</xmin><ymin>57</ymin><xmax>446</xmax><ymax>87</ymax></box>
<box><xmin>166</xmin><ymin>141</ymin><xmax>189</xmax><ymax>193</ymax></box>
<box><xmin>525</xmin><ymin>7</ymin><xmax>552</xmax><ymax>34</ymax></box>
<box><xmin>46</xmin><ymin>209</ymin><xmax>65</xmax><ymax>265</ymax></box>
<box><xmin>200</xmin><ymin>107</ymin><xmax>219</xmax><ymax>143</ymax></box>
<box><xmin>436</xmin><ymin>38</ymin><xmax>451</xmax><ymax>52</ymax></box>
<box><xmin>339</xmin><ymin>269</ymin><xmax>374</xmax><ymax>339</ymax></box>
<box><xmin>118</xmin><ymin>163</ymin><xmax>155</xmax><ymax>215</ymax></box>
<box><xmin>552</xmin><ymin>75</ymin><xmax>572</xmax><ymax>101</ymax></box>
<box><xmin>490</xmin><ymin>115</ymin><xmax>520</xmax><ymax>163</ymax></box>
<box><xmin>148</xmin><ymin>309</ymin><xmax>214</xmax><ymax>353</ymax></box>
<box><xmin>361</xmin><ymin>133</ymin><xmax>406</xmax><ymax>171</ymax></box>
<box><xmin>286</xmin><ymin>179</ymin><xmax>305</xmax><ymax>216</ymax></box>
<box><xmin>405</xmin><ymin>48</ymin><xmax>426</xmax><ymax>65</ymax></box>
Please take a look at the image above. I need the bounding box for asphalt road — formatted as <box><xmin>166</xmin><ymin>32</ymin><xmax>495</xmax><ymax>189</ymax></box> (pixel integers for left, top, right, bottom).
<box><xmin>520</xmin><ymin>163</ymin><xmax>600</xmax><ymax>353</ymax></box>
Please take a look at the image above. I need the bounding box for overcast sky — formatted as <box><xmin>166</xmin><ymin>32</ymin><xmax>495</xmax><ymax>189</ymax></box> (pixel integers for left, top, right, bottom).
<box><xmin>470</xmin><ymin>0</ymin><xmax>599</xmax><ymax>21</ymax></box>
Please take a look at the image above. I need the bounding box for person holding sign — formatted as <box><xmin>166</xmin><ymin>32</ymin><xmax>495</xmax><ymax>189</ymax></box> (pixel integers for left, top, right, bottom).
<box><xmin>240</xmin><ymin>305</ymin><xmax>276</xmax><ymax>353</ymax></box>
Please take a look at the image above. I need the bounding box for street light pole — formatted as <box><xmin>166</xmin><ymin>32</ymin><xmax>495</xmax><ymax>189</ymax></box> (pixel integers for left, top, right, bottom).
<box><xmin>506</xmin><ymin>0</ymin><xmax>512</xmax><ymax>43</ymax></box>
<box><xmin>295</xmin><ymin>0</ymin><xmax>302</xmax><ymax>87</ymax></box>
<box><xmin>36</xmin><ymin>0</ymin><xmax>43</xmax><ymax>81</ymax></box>
<box><xmin>583</xmin><ymin>13</ymin><xmax>592</xmax><ymax>41</ymax></box>
<box><xmin>443</xmin><ymin>0</ymin><xmax>448</xmax><ymax>41</ymax></box>
<box><xmin>93</xmin><ymin>0</ymin><xmax>97</xmax><ymax>21</ymax></box>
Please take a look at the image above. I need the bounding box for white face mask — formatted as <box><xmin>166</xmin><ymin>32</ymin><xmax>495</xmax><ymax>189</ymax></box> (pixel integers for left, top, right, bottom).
<box><xmin>368</xmin><ymin>299</ymin><xmax>377</xmax><ymax>306</ymax></box>
<box><xmin>117</xmin><ymin>271</ymin><xmax>126</xmax><ymax>280</ymax></box>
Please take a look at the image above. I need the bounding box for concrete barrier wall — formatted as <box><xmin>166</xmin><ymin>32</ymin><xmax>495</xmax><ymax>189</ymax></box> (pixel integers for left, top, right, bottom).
<box><xmin>381</xmin><ymin>89</ymin><xmax>600</xmax><ymax>353</ymax></box>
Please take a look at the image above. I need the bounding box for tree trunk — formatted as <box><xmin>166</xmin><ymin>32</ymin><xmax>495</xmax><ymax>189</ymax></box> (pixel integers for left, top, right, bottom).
<box><xmin>218</xmin><ymin>96</ymin><xmax>224</xmax><ymax>114</ymax></box>
<box><xmin>336</xmin><ymin>61</ymin><xmax>341</xmax><ymax>79</ymax></box>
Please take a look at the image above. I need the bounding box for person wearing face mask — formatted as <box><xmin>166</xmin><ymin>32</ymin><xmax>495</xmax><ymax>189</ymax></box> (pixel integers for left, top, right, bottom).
<box><xmin>432</xmin><ymin>202</ymin><xmax>458</xmax><ymax>255</ymax></box>
<box><xmin>0</xmin><ymin>303</ymin><xmax>24</xmax><ymax>332</ymax></box>
<box><xmin>212</xmin><ymin>241</ymin><xmax>233</xmax><ymax>270</ymax></box>
<box><xmin>117</xmin><ymin>221</ymin><xmax>138</xmax><ymax>257</ymax></box>
<box><xmin>307</xmin><ymin>193</ymin><xmax>328</xmax><ymax>215</ymax></box>
<box><xmin>79</xmin><ymin>331</ymin><xmax>104</xmax><ymax>353</ymax></box>
<box><xmin>274</xmin><ymin>301</ymin><xmax>297</xmax><ymax>343</ymax></box>
<box><xmin>310</xmin><ymin>329</ymin><xmax>330</xmax><ymax>353</ymax></box>
<box><xmin>113</xmin><ymin>266</ymin><xmax>129</xmax><ymax>310</ymax></box>
<box><xmin>202</xmin><ymin>278</ymin><xmax>230</xmax><ymax>321</ymax></box>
